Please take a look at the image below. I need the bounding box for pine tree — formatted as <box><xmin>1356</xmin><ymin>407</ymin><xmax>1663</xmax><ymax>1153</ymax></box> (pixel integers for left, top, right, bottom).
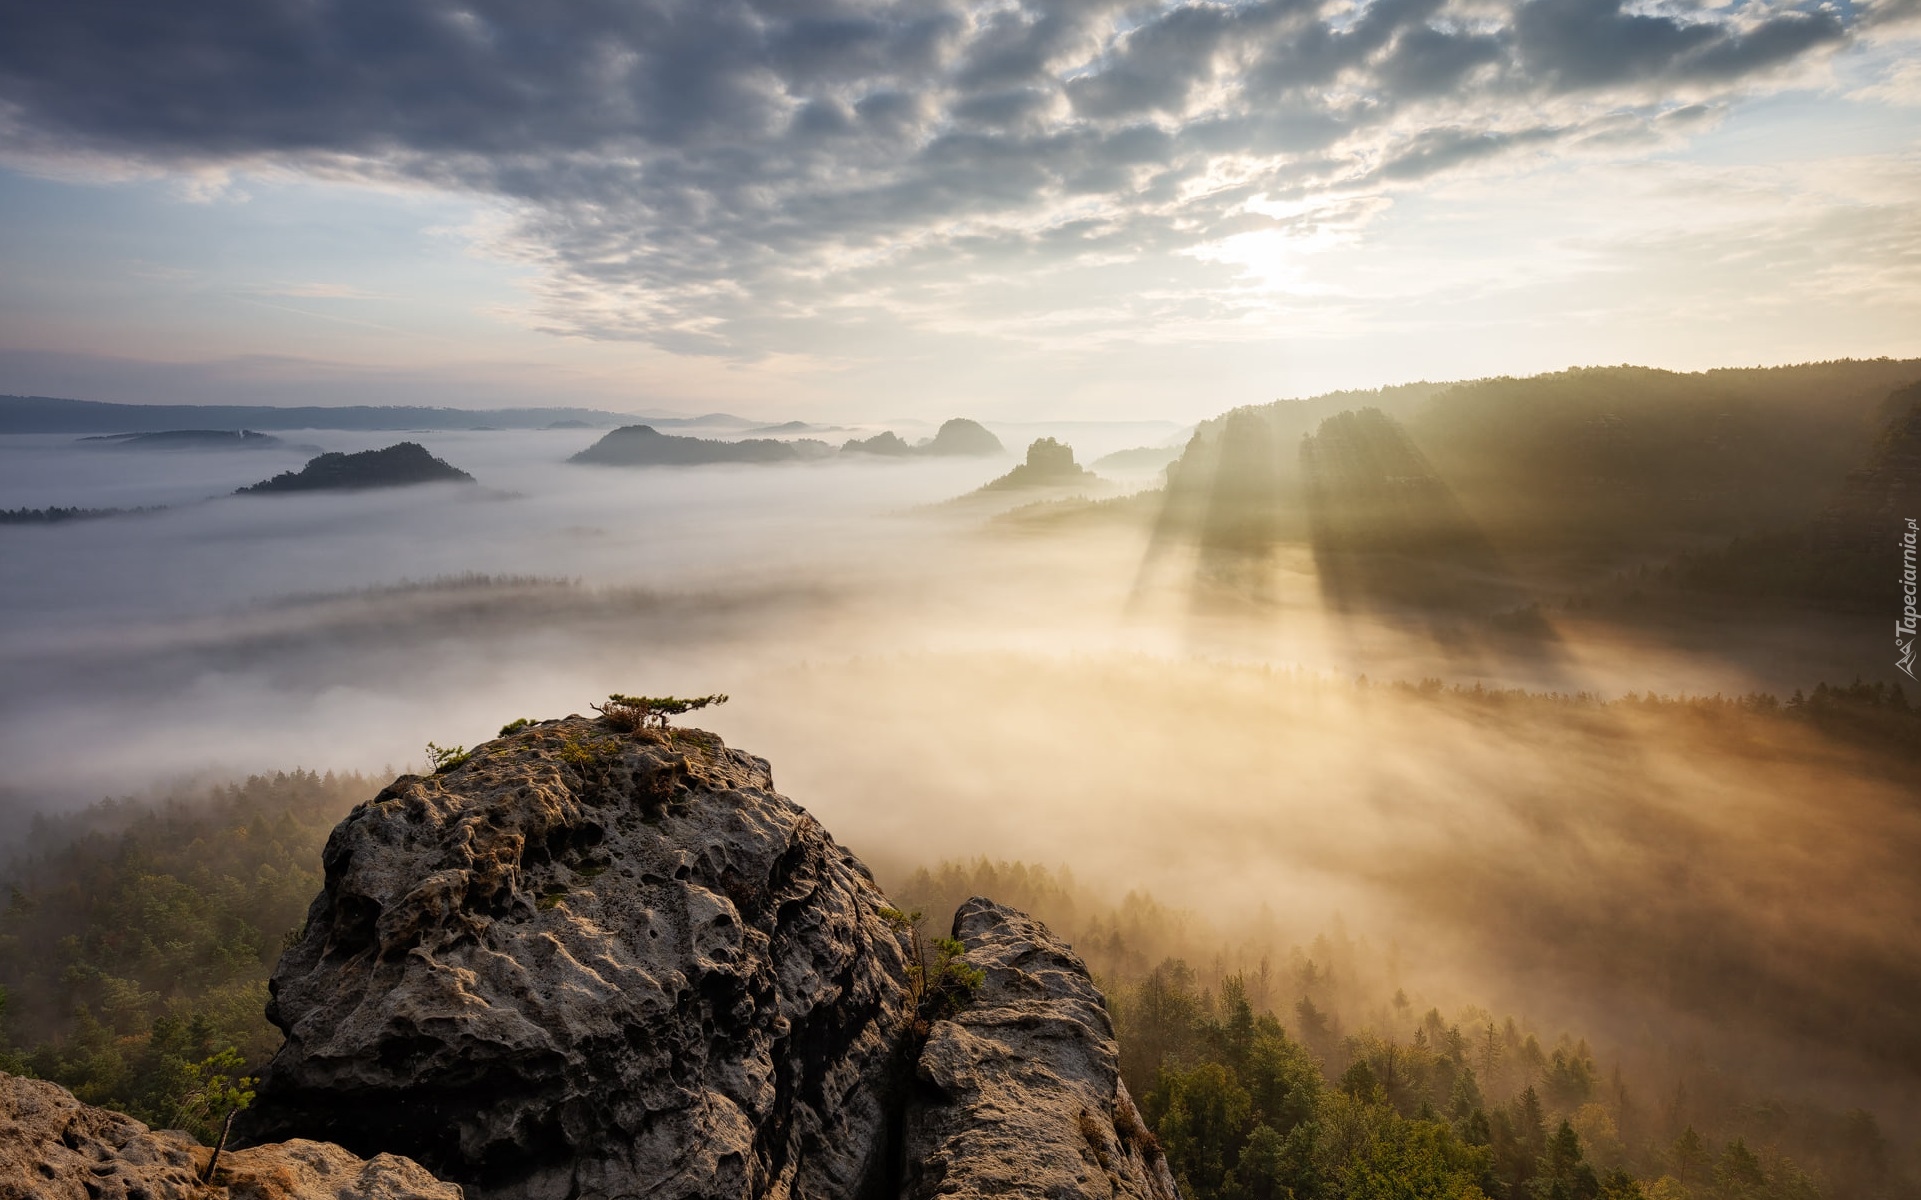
<box><xmin>1671</xmin><ymin>1127</ymin><xmax>1709</xmax><ymax>1189</ymax></box>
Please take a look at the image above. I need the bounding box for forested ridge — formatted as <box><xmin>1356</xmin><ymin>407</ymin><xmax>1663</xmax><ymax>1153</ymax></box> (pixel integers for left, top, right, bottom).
<box><xmin>0</xmin><ymin>693</ymin><xmax>1911</xmax><ymax>1196</ymax></box>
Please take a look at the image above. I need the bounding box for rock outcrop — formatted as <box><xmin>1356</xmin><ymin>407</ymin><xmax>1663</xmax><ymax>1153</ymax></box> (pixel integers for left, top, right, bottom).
<box><xmin>975</xmin><ymin>438</ymin><xmax>1098</xmax><ymax>492</ymax></box>
<box><xmin>841</xmin><ymin>431</ymin><xmax>918</xmax><ymax>457</ymax></box>
<box><xmin>901</xmin><ymin>900</ymin><xmax>1178</xmax><ymax>1200</ymax></box>
<box><xmin>0</xmin><ymin>1072</ymin><xmax>456</xmax><ymax>1200</ymax></box>
<box><xmin>222</xmin><ymin>715</ymin><xmax>1164</xmax><ymax>1200</ymax></box>
<box><xmin>921</xmin><ymin>419</ymin><xmax>1003</xmax><ymax>458</ymax></box>
<box><xmin>237</xmin><ymin>443</ymin><xmax>474</xmax><ymax>493</ymax></box>
<box><xmin>842</xmin><ymin>420</ymin><xmax>1004</xmax><ymax>459</ymax></box>
<box><xmin>237</xmin><ymin>719</ymin><xmax>917</xmax><ymax>1200</ymax></box>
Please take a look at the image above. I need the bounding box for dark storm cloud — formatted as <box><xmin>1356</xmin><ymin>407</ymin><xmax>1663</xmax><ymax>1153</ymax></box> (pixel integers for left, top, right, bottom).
<box><xmin>0</xmin><ymin>0</ymin><xmax>1859</xmax><ymax>348</ymax></box>
<box><xmin>1376</xmin><ymin>25</ymin><xmax>1508</xmax><ymax>97</ymax></box>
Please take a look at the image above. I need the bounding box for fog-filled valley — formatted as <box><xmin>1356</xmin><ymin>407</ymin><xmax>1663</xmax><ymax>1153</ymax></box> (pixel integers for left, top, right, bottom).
<box><xmin>3</xmin><ymin>363</ymin><xmax>1920</xmax><ymax>1198</ymax></box>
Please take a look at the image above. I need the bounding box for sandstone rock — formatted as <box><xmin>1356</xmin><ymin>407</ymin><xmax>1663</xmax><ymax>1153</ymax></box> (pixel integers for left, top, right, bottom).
<box><xmin>212</xmin><ymin>1139</ymin><xmax>461</xmax><ymax>1200</ymax></box>
<box><xmin>0</xmin><ymin>1072</ymin><xmax>455</xmax><ymax>1200</ymax></box>
<box><xmin>238</xmin><ymin>719</ymin><xmax>916</xmax><ymax>1200</ymax></box>
<box><xmin>977</xmin><ymin>438</ymin><xmax>1098</xmax><ymax>492</ymax></box>
<box><xmin>899</xmin><ymin>899</ymin><xmax>1179</xmax><ymax>1200</ymax></box>
<box><xmin>0</xmin><ymin>1072</ymin><xmax>205</xmax><ymax>1200</ymax></box>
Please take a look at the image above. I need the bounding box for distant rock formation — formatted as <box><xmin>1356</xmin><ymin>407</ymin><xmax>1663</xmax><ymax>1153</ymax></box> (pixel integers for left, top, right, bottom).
<box><xmin>922</xmin><ymin>419</ymin><xmax>1004</xmax><ymax>457</ymax></box>
<box><xmin>0</xmin><ymin>1071</ymin><xmax>457</xmax><ymax>1200</ymax></box>
<box><xmin>237</xmin><ymin>443</ymin><xmax>475</xmax><ymax>494</ymax></box>
<box><xmin>570</xmin><ymin>424</ymin><xmax>834</xmax><ymax>466</ymax></box>
<box><xmin>842</xmin><ymin>430</ymin><xmax>918</xmax><ymax>456</ymax></box>
<box><xmin>80</xmin><ymin>430</ymin><xmax>284</xmax><ymax>449</ymax></box>
<box><xmin>902</xmin><ymin>899</ymin><xmax>1179</xmax><ymax>1200</ymax></box>
<box><xmin>977</xmin><ymin>438</ymin><xmax>1097</xmax><ymax>491</ymax></box>
<box><xmin>233</xmin><ymin>716</ymin><xmax>1162</xmax><ymax>1200</ymax></box>
<box><xmin>843</xmin><ymin>419</ymin><xmax>1004</xmax><ymax>459</ymax></box>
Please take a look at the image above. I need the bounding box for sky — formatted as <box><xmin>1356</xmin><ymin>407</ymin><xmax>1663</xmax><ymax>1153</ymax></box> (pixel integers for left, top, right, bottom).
<box><xmin>0</xmin><ymin>0</ymin><xmax>1917</xmax><ymax>422</ymax></box>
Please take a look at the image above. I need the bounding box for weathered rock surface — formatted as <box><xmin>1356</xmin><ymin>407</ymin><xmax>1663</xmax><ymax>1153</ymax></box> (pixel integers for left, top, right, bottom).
<box><xmin>0</xmin><ymin>1072</ymin><xmax>205</xmax><ymax>1200</ymax></box>
<box><xmin>237</xmin><ymin>719</ymin><xmax>917</xmax><ymax>1200</ymax></box>
<box><xmin>209</xmin><ymin>1140</ymin><xmax>461</xmax><ymax>1200</ymax></box>
<box><xmin>900</xmin><ymin>899</ymin><xmax>1179</xmax><ymax>1200</ymax></box>
<box><xmin>0</xmin><ymin>1072</ymin><xmax>455</xmax><ymax>1200</ymax></box>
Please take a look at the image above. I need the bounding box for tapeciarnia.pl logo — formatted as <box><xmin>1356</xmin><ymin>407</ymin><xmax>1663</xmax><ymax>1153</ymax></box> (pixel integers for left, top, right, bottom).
<box><xmin>1901</xmin><ymin>518</ymin><xmax>1919</xmax><ymax>680</ymax></box>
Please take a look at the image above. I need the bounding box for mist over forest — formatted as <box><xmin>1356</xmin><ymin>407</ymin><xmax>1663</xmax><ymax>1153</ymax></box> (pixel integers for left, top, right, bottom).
<box><xmin>3</xmin><ymin>361</ymin><xmax>1920</xmax><ymax>1198</ymax></box>
<box><xmin>3</xmin><ymin>0</ymin><xmax>1918</xmax><ymax>1186</ymax></box>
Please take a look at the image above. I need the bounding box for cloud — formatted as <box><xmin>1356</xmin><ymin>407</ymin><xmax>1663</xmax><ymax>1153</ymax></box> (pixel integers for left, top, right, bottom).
<box><xmin>0</xmin><ymin>0</ymin><xmax>1862</xmax><ymax>354</ymax></box>
<box><xmin>1514</xmin><ymin>0</ymin><xmax>1845</xmax><ymax>89</ymax></box>
<box><xmin>1373</xmin><ymin>125</ymin><xmax>1565</xmax><ymax>182</ymax></box>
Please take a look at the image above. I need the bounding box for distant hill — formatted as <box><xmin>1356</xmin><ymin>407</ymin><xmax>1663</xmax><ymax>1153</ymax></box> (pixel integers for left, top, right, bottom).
<box><xmin>77</xmin><ymin>429</ymin><xmax>284</xmax><ymax>449</ymax></box>
<box><xmin>0</xmin><ymin>394</ymin><xmax>670</xmax><ymax>434</ymax></box>
<box><xmin>237</xmin><ymin>442</ymin><xmax>475</xmax><ymax>493</ymax></box>
<box><xmin>1611</xmin><ymin>379</ymin><xmax>1921</xmax><ymax>615</ymax></box>
<box><xmin>1815</xmin><ymin>379</ymin><xmax>1921</xmax><ymax>556</ymax></box>
<box><xmin>976</xmin><ymin>438</ymin><xmax>1098</xmax><ymax>491</ymax></box>
<box><xmin>570</xmin><ymin>425</ymin><xmax>835</xmax><ymax>467</ymax></box>
<box><xmin>749</xmin><ymin>420</ymin><xmax>842</xmax><ymax>436</ymax></box>
<box><xmin>841</xmin><ymin>430</ymin><xmax>917</xmax><ymax>456</ymax></box>
<box><xmin>1154</xmin><ymin>359</ymin><xmax>1921</xmax><ymax>561</ymax></box>
<box><xmin>1403</xmin><ymin>362</ymin><xmax>1921</xmax><ymax>546</ymax></box>
<box><xmin>923</xmin><ymin>418</ymin><xmax>1004</xmax><ymax>456</ymax></box>
<box><xmin>0</xmin><ymin>505</ymin><xmax>156</xmax><ymax>524</ymax></box>
<box><xmin>843</xmin><ymin>418</ymin><xmax>1004</xmax><ymax>458</ymax></box>
<box><xmin>1092</xmin><ymin>445</ymin><xmax>1182</xmax><ymax>474</ymax></box>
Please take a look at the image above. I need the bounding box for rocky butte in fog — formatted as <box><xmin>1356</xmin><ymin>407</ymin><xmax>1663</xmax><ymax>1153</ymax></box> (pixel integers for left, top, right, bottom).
<box><xmin>842</xmin><ymin>418</ymin><xmax>1005</xmax><ymax>458</ymax></box>
<box><xmin>570</xmin><ymin>424</ymin><xmax>836</xmax><ymax>466</ymax></box>
<box><xmin>974</xmin><ymin>437</ymin><xmax>1100</xmax><ymax>492</ymax></box>
<box><xmin>237</xmin><ymin>443</ymin><xmax>476</xmax><ymax>494</ymax></box>
<box><xmin>0</xmin><ymin>714</ymin><xmax>1171</xmax><ymax>1200</ymax></box>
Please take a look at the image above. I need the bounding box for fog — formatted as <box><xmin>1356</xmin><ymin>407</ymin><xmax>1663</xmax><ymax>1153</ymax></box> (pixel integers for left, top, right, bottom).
<box><xmin>2</xmin><ymin>426</ymin><xmax>1917</xmax><ymax>1146</ymax></box>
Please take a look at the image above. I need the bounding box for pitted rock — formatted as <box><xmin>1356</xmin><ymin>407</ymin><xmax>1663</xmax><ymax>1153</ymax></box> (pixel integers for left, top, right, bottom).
<box><xmin>238</xmin><ymin>718</ymin><xmax>916</xmax><ymax>1200</ymax></box>
<box><xmin>899</xmin><ymin>899</ymin><xmax>1180</xmax><ymax>1200</ymax></box>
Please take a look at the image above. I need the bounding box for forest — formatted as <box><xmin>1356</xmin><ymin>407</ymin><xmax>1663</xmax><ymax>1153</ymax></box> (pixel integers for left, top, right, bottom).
<box><xmin>1143</xmin><ymin>363</ymin><xmax>1921</xmax><ymax>628</ymax></box>
<box><xmin>1</xmin><ymin>686</ymin><xmax>1911</xmax><ymax>1198</ymax></box>
<box><xmin>0</xmin><ymin>769</ymin><xmax>368</xmax><ymax>1142</ymax></box>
